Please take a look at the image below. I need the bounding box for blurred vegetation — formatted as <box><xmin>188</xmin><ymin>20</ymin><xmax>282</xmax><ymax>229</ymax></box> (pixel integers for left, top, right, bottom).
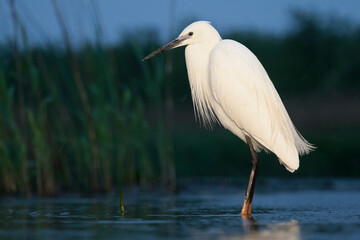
<box><xmin>0</xmin><ymin>3</ymin><xmax>360</xmax><ymax>196</ymax></box>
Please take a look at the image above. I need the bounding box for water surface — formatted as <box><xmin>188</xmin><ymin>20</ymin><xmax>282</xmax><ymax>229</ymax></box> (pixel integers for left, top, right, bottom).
<box><xmin>1</xmin><ymin>178</ymin><xmax>360</xmax><ymax>239</ymax></box>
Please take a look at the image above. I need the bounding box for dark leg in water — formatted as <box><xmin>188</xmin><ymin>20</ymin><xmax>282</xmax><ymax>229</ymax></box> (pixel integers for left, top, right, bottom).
<box><xmin>241</xmin><ymin>136</ymin><xmax>259</xmax><ymax>217</ymax></box>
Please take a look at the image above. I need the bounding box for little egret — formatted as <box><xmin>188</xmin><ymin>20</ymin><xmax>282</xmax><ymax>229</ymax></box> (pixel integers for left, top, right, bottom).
<box><xmin>143</xmin><ymin>21</ymin><xmax>315</xmax><ymax>216</ymax></box>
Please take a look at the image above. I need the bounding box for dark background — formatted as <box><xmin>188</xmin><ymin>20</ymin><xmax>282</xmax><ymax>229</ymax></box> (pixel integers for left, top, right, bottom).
<box><xmin>1</xmin><ymin>0</ymin><xmax>360</xmax><ymax>196</ymax></box>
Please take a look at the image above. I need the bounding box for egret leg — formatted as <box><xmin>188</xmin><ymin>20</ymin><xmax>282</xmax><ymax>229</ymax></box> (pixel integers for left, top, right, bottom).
<box><xmin>241</xmin><ymin>136</ymin><xmax>259</xmax><ymax>217</ymax></box>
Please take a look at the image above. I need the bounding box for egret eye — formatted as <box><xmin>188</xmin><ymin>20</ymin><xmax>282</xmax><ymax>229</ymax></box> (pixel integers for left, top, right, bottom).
<box><xmin>189</xmin><ymin>32</ymin><xmax>193</xmax><ymax>36</ymax></box>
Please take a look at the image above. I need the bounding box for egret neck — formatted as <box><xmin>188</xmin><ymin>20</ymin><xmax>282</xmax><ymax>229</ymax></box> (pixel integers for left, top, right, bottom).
<box><xmin>185</xmin><ymin>33</ymin><xmax>221</xmax><ymax>127</ymax></box>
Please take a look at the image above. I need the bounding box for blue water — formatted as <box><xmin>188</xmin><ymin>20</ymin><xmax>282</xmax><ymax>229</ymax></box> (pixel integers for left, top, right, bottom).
<box><xmin>1</xmin><ymin>178</ymin><xmax>360</xmax><ymax>239</ymax></box>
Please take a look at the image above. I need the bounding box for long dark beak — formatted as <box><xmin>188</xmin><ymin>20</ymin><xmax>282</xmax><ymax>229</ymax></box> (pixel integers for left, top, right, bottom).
<box><xmin>142</xmin><ymin>36</ymin><xmax>187</xmax><ymax>61</ymax></box>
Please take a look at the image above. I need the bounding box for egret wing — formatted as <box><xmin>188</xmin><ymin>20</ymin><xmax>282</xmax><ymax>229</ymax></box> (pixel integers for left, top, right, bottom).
<box><xmin>209</xmin><ymin>40</ymin><xmax>308</xmax><ymax>171</ymax></box>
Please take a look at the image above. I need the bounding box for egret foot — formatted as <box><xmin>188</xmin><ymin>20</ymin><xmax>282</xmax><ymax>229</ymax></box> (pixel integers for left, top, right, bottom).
<box><xmin>241</xmin><ymin>136</ymin><xmax>259</xmax><ymax>217</ymax></box>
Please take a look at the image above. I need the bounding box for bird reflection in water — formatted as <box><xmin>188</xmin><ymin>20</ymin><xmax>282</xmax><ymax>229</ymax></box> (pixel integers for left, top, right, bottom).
<box><xmin>240</xmin><ymin>216</ymin><xmax>300</xmax><ymax>240</ymax></box>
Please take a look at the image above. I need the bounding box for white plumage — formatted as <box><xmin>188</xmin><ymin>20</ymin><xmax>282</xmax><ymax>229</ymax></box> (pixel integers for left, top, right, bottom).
<box><xmin>143</xmin><ymin>21</ymin><xmax>315</xmax><ymax>173</ymax></box>
<box><xmin>181</xmin><ymin>21</ymin><xmax>314</xmax><ymax>172</ymax></box>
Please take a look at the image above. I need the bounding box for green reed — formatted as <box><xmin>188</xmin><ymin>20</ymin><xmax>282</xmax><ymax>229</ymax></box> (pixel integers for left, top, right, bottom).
<box><xmin>0</xmin><ymin>1</ymin><xmax>172</xmax><ymax>195</ymax></box>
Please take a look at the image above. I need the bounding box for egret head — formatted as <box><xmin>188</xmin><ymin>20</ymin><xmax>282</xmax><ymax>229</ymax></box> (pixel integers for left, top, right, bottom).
<box><xmin>142</xmin><ymin>21</ymin><xmax>221</xmax><ymax>61</ymax></box>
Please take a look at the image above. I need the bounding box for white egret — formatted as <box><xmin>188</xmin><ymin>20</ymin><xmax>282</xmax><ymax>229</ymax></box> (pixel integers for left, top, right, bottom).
<box><xmin>143</xmin><ymin>21</ymin><xmax>315</xmax><ymax>216</ymax></box>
